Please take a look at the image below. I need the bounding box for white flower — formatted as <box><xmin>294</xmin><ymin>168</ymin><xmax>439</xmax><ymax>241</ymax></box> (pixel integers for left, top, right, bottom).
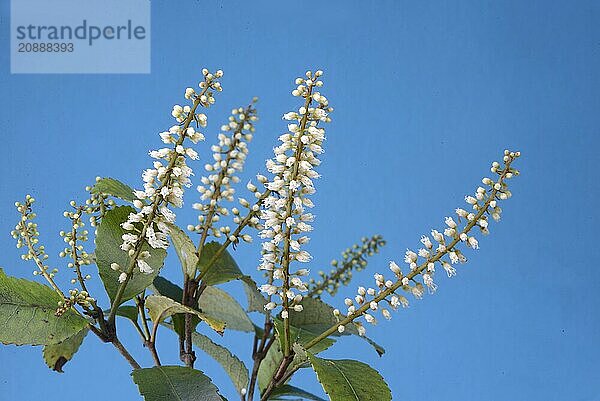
<box><xmin>420</xmin><ymin>235</ymin><xmax>433</xmax><ymax>249</ymax></box>
<box><xmin>260</xmin><ymin>284</ymin><xmax>278</xmax><ymax>296</ymax></box>
<box><xmin>445</xmin><ymin>217</ymin><xmax>457</xmax><ymax>228</ymax></box>
<box><xmin>404</xmin><ymin>249</ymin><xmax>417</xmax><ymax>264</ymax></box>
<box><xmin>118</xmin><ymin>272</ymin><xmax>127</xmax><ymax>283</ymax></box>
<box><xmin>431</xmin><ymin>230</ymin><xmax>444</xmax><ymax>243</ymax></box>
<box><xmin>390</xmin><ymin>296</ymin><xmax>400</xmax><ymax>309</ymax></box>
<box><xmin>137</xmin><ymin>259</ymin><xmax>154</xmax><ymax>274</ymax></box>
<box><xmin>295</xmin><ymin>250</ymin><xmax>312</xmax><ymax>263</ymax></box>
<box><xmin>364</xmin><ymin>314</ymin><xmax>376</xmax><ymax>325</ymax></box>
<box><xmin>455</xmin><ymin>208</ymin><xmax>468</xmax><ymax>218</ymax></box>
<box><xmin>389</xmin><ymin>261</ymin><xmax>401</xmax><ymax>275</ymax></box>
<box><xmin>442</xmin><ymin>261</ymin><xmax>456</xmax><ymax>277</ymax></box>
<box><xmin>423</xmin><ymin>273</ymin><xmax>437</xmax><ymax>293</ymax></box>
<box><xmin>160</xmin><ymin>206</ymin><xmax>176</xmax><ymax>223</ymax></box>
<box><xmin>121</xmin><ymin>222</ymin><xmax>135</xmax><ymax>231</ymax></box>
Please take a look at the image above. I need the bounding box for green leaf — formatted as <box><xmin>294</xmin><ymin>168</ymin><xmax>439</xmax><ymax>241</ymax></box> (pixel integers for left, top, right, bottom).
<box><xmin>307</xmin><ymin>354</ymin><xmax>392</xmax><ymax>401</ymax></box>
<box><xmin>188</xmin><ymin>326</ymin><xmax>249</xmax><ymax>396</ymax></box>
<box><xmin>273</xmin><ymin>319</ymin><xmax>334</xmax><ymax>355</ymax></box>
<box><xmin>258</xmin><ymin>322</ymin><xmax>335</xmax><ymax>392</ymax></box>
<box><xmin>145</xmin><ymin>294</ymin><xmax>225</xmax><ymax>334</ymax></box>
<box><xmin>114</xmin><ymin>305</ymin><xmax>139</xmax><ymax>322</ymax></box>
<box><xmin>151</xmin><ymin>276</ymin><xmax>184</xmax><ymax>301</ymax></box>
<box><xmin>287</xmin><ymin>297</ymin><xmax>339</xmax><ymax>334</ymax></box>
<box><xmin>289</xmin><ymin>297</ymin><xmax>385</xmax><ymax>356</ymax></box>
<box><xmin>269</xmin><ymin>385</ymin><xmax>327</xmax><ymax>401</ymax></box>
<box><xmin>241</xmin><ymin>276</ymin><xmax>267</xmax><ymax>313</ymax></box>
<box><xmin>91</xmin><ymin>177</ymin><xmax>138</xmax><ymax>203</ymax></box>
<box><xmin>0</xmin><ymin>268</ymin><xmax>88</xmax><ymax>346</ymax></box>
<box><xmin>152</xmin><ymin>276</ymin><xmax>253</xmax><ymax>333</ymax></box>
<box><xmin>132</xmin><ymin>366</ymin><xmax>222</xmax><ymax>401</ymax></box>
<box><xmin>198</xmin><ymin>286</ymin><xmax>254</xmax><ymax>332</ymax></box>
<box><xmin>258</xmin><ymin>340</ymin><xmax>284</xmax><ymax>392</ymax></box>
<box><xmin>163</xmin><ymin>323</ymin><xmax>249</xmax><ymax>396</ymax></box>
<box><xmin>95</xmin><ymin>206</ymin><xmax>166</xmax><ymax>306</ymax></box>
<box><xmin>197</xmin><ymin>242</ymin><xmax>242</xmax><ymax>286</ymax></box>
<box><xmin>150</xmin><ymin>276</ymin><xmax>197</xmax><ymax>337</ymax></box>
<box><xmin>42</xmin><ymin>327</ymin><xmax>88</xmax><ymax>372</ymax></box>
<box><xmin>166</xmin><ymin>223</ymin><xmax>199</xmax><ymax>278</ymax></box>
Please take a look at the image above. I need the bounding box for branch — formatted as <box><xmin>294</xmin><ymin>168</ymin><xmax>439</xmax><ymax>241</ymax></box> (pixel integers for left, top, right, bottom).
<box><xmin>107</xmin><ymin>78</ymin><xmax>214</xmax><ymax>326</ymax></box>
<box><xmin>303</xmin><ymin>154</ymin><xmax>519</xmax><ymax>351</ymax></box>
<box><xmin>195</xmin><ymin>189</ymin><xmax>271</xmax><ymax>283</ymax></box>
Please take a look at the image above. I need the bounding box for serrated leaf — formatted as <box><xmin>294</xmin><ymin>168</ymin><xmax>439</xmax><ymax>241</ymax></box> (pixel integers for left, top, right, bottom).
<box><xmin>273</xmin><ymin>319</ymin><xmax>334</xmax><ymax>355</ymax></box>
<box><xmin>151</xmin><ymin>276</ymin><xmax>184</xmax><ymax>301</ymax></box>
<box><xmin>258</xmin><ymin>340</ymin><xmax>284</xmax><ymax>392</ymax></box>
<box><xmin>165</xmin><ymin>222</ymin><xmax>199</xmax><ymax>278</ymax></box>
<box><xmin>150</xmin><ymin>276</ymin><xmax>198</xmax><ymax>337</ymax></box>
<box><xmin>269</xmin><ymin>384</ymin><xmax>327</xmax><ymax>401</ymax></box>
<box><xmin>258</xmin><ymin>322</ymin><xmax>335</xmax><ymax>392</ymax></box>
<box><xmin>289</xmin><ymin>297</ymin><xmax>385</xmax><ymax>356</ymax></box>
<box><xmin>95</xmin><ymin>206</ymin><xmax>166</xmax><ymax>306</ymax></box>
<box><xmin>91</xmin><ymin>177</ymin><xmax>138</xmax><ymax>203</ymax></box>
<box><xmin>132</xmin><ymin>366</ymin><xmax>222</xmax><ymax>401</ymax></box>
<box><xmin>198</xmin><ymin>242</ymin><xmax>242</xmax><ymax>286</ymax></box>
<box><xmin>198</xmin><ymin>286</ymin><xmax>254</xmax><ymax>332</ymax></box>
<box><xmin>42</xmin><ymin>327</ymin><xmax>88</xmax><ymax>372</ymax></box>
<box><xmin>145</xmin><ymin>295</ymin><xmax>225</xmax><ymax>334</ymax></box>
<box><xmin>114</xmin><ymin>305</ymin><xmax>139</xmax><ymax>322</ymax></box>
<box><xmin>307</xmin><ymin>354</ymin><xmax>392</xmax><ymax>401</ymax></box>
<box><xmin>242</xmin><ymin>276</ymin><xmax>267</xmax><ymax>313</ymax></box>
<box><xmin>152</xmin><ymin>276</ymin><xmax>253</xmax><ymax>333</ymax></box>
<box><xmin>165</xmin><ymin>323</ymin><xmax>249</xmax><ymax>396</ymax></box>
<box><xmin>191</xmin><ymin>332</ymin><xmax>249</xmax><ymax>396</ymax></box>
<box><xmin>0</xmin><ymin>268</ymin><xmax>88</xmax><ymax>346</ymax></box>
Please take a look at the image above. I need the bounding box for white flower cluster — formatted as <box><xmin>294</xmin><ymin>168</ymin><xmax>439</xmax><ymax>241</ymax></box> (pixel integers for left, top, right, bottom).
<box><xmin>336</xmin><ymin>150</ymin><xmax>521</xmax><ymax>335</ymax></box>
<box><xmin>58</xmin><ymin>202</ymin><xmax>94</xmax><ymax>286</ymax></box>
<box><xmin>258</xmin><ymin>70</ymin><xmax>333</xmax><ymax>318</ymax></box>
<box><xmin>84</xmin><ymin>179</ymin><xmax>117</xmax><ymax>229</ymax></box>
<box><xmin>189</xmin><ymin>102</ymin><xmax>259</xmax><ymax>244</ymax></box>
<box><xmin>12</xmin><ymin>196</ymin><xmax>53</xmax><ymax>275</ymax></box>
<box><xmin>11</xmin><ymin>196</ymin><xmax>96</xmax><ymax>313</ymax></box>
<box><xmin>115</xmin><ymin>69</ymin><xmax>223</xmax><ymax>282</ymax></box>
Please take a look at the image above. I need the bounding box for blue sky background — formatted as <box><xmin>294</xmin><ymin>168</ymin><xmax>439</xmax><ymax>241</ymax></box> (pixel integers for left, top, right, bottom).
<box><xmin>1</xmin><ymin>1</ymin><xmax>599</xmax><ymax>400</ymax></box>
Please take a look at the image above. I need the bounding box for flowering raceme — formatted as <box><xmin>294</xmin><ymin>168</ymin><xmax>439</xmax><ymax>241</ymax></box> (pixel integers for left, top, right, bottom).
<box><xmin>327</xmin><ymin>150</ymin><xmax>521</xmax><ymax>337</ymax></box>
<box><xmin>258</xmin><ymin>70</ymin><xmax>332</xmax><ymax>326</ymax></box>
<box><xmin>113</xmin><ymin>70</ymin><xmax>222</xmax><ymax>286</ymax></box>
<box><xmin>1</xmin><ymin>67</ymin><xmax>521</xmax><ymax>401</ymax></box>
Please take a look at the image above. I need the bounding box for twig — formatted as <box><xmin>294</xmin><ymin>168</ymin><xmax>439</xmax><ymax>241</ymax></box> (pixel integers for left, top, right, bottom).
<box><xmin>303</xmin><ymin>157</ymin><xmax>517</xmax><ymax>351</ymax></box>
